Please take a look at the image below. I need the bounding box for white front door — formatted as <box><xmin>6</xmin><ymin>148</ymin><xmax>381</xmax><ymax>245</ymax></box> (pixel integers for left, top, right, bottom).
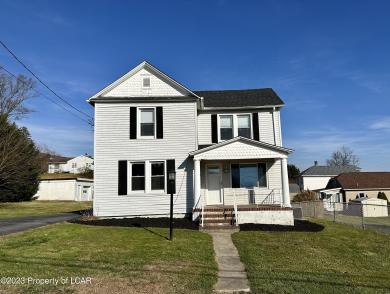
<box><xmin>206</xmin><ymin>165</ymin><xmax>222</xmax><ymax>205</ymax></box>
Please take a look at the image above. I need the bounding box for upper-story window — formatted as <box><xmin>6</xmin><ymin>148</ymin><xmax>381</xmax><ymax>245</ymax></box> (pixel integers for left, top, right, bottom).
<box><xmin>142</xmin><ymin>77</ymin><xmax>151</xmax><ymax>88</ymax></box>
<box><xmin>220</xmin><ymin>115</ymin><xmax>233</xmax><ymax>140</ymax></box>
<box><xmin>139</xmin><ymin>108</ymin><xmax>155</xmax><ymax>138</ymax></box>
<box><xmin>218</xmin><ymin>114</ymin><xmax>252</xmax><ymax>141</ymax></box>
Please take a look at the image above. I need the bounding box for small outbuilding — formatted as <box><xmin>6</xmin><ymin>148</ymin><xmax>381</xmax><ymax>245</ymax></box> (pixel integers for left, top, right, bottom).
<box><xmin>349</xmin><ymin>197</ymin><xmax>388</xmax><ymax>217</ymax></box>
<box><xmin>34</xmin><ymin>174</ymin><xmax>94</xmax><ymax>201</ymax></box>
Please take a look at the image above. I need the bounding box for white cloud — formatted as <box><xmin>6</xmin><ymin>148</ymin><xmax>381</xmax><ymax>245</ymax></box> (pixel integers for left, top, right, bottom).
<box><xmin>370</xmin><ymin>117</ymin><xmax>390</xmax><ymax>130</ymax></box>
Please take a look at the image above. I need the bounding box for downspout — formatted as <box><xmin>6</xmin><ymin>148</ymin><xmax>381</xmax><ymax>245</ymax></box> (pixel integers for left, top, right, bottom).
<box><xmin>272</xmin><ymin>107</ymin><xmax>277</xmax><ymax>145</ymax></box>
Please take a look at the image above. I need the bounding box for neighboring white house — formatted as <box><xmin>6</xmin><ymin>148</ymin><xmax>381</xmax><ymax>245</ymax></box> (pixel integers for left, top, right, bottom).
<box><xmin>48</xmin><ymin>154</ymin><xmax>94</xmax><ymax>174</ymax></box>
<box><xmin>88</xmin><ymin>61</ymin><xmax>294</xmax><ymax>227</ymax></box>
<box><xmin>299</xmin><ymin>162</ymin><xmax>358</xmax><ymax>191</ymax></box>
<box><xmin>34</xmin><ymin>174</ymin><xmax>94</xmax><ymax>201</ymax></box>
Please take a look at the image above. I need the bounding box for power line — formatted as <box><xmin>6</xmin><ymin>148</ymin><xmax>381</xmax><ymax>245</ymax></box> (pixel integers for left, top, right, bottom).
<box><xmin>0</xmin><ymin>39</ymin><xmax>93</xmax><ymax>120</ymax></box>
<box><xmin>0</xmin><ymin>64</ymin><xmax>94</xmax><ymax>126</ymax></box>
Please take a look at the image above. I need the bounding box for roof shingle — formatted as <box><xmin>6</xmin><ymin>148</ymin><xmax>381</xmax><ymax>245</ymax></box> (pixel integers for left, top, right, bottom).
<box><xmin>301</xmin><ymin>165</ymin><xmax>359</xmax><ymax>176</ymax></box>
<box><xmin>194</xmin><ymin>88</ymin><xmax>284</xmax><ymax>108</ymax></box>
<box><xmin>330</xmin><ymin>172</ymin><xmax>390</xmax><ymax>189</ymax></box>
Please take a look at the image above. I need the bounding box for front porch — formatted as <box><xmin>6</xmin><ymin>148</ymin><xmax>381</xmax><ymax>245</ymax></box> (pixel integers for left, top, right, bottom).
<box><xmin>189</xmin><ymin>137</ymin><xmax>294</xmax><ymax>227</ymax></box>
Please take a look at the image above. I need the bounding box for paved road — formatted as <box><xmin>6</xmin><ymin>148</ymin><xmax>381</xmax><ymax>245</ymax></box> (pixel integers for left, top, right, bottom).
<box><xmin>0</xmin><ymin>213</ymin><xmax>80</xmax><ymax>236</ymax></box>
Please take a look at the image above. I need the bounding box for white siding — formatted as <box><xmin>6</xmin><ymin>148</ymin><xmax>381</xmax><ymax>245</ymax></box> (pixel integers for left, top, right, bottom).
<box><xmin>197</xmin><ymin>113</ymin><xmax>211</xmax><ymax>145</ymax></box>
<box><xmin>35</xmin><ymin>179</ymin><xmax>93</xmax><ymax>201</ymax></box>
<box><xmin>193</xmin><ymin>141</ymin><xmax>287</xmax><ymax>160</ymax></box>
<box><xmin>103</xmin><ymin>68</ymin><xmax>186</xmax><ymax>97</ymax></box>
<box><xmin>94</xmin><ymin>101</ymin><xmax>197</xmax><ymax>217</ymax></box>
<box><xmin>197</xmin><ymin>109</ymin><xmax>280</xmax><ymax>146</ymax></box>
<box><xmin>273</xmin><ymin>110</ymin><xmax>282</xmax><ymax>146</ymax></box>
<box><xmin>259</xmin><ymin>111</ymin><xmax>275</xmax><ymax>144</ymax></box>
<box><xmin>302</xmin><ymin>176</ymin><xmax>332</xmax><ymax>190</ymax></box>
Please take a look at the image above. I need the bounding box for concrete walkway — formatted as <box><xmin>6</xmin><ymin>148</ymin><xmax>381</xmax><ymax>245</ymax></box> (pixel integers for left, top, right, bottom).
<box><xmin>0</xmin><ymin>213</ymin><xmax>80</xmax><ymax>236</ymax></box>
<box><xmin>209</xmin><ymin>231</ymin><xmax>250</xmax><ymax>293</ymax></box>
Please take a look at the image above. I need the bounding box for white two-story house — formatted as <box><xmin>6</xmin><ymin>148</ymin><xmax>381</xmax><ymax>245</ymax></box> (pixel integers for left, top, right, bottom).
<box><xmin>88</xmin><ymin>61</ymin><xmax>294</xmax><ymax>227</ymax></box>
<box><xmin>48</xmin><ymin>154</ymin><xmax>94</xmax><ymax>174</ymax></box>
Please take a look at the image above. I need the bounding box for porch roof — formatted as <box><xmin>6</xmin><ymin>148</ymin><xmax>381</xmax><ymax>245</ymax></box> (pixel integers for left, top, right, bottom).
<box><xmin>189</xmin><ymin>137</ymin><xmax>293</xmax><ymax>160</ymax></box>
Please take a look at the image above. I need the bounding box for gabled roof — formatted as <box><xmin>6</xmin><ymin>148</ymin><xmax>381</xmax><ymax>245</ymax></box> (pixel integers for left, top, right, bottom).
<box><xmin>189</xmin><ymin>136</ymin><xmax>293</xmax><ymax>156</ymax></box>
<box><xmin>88</xmin><ymin>61</ymin><xmax>201</xmax><ymax>103</ymax></box>
<box><xmin>195</xmin><ymin>88</ymin><xmax>284</xmax><ymax>108</ymax></box>
<box><xmin>327</xmin><ymin>172</ymin><xmax>390</xmax><ymax>190</ymax></box>
<box><xmin>301</xmin><ymin>165</ymin><xmax>359</xmax><ymax>176</ymax></box>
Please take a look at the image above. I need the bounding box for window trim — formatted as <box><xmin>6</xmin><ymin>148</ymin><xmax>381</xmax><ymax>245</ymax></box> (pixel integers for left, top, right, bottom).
<box><xmin>127</xmin><ymin>160</ymin><xmax>167</xmax><ymax>194</ymax></box>
<box><xmin>129</xmin><ymin>161</ymin><xmax>146</xmax><ymax>192</ymax></box>
<box><xmin>137</xmin><ymin>107</ymin><xmax>156</xmax><ymax>139</ymax></box>
<box><xmin>217</xmin><ymin>113</ymin><xmax>253</xmax><ymax>142</ymax></box>
<box><xmin>229</xmin><ymin>162</ymin><xmax>268</xmax><ymax>189</ymax></box>
<box><xmin>150</xmin><ymin>160</ymin><xmax>165</xmax><ymax>192</ymax></box>
<box><xmin>142</xmin><ymin>76</ymin><xmax>151</xmax><ymax>88</ymax></box>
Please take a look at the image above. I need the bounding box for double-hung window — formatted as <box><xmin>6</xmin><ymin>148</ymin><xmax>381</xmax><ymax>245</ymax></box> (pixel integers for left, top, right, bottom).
<box><xmin>131</xmin><ymin>162</ymin><xmax>145</xmax><ymax>191</ymax></box>
<box><xmin>129</xmin><ymin>161</ymin><xmax>165</xmax><ymax>192</ymax></box>
<box><xmin>237</xmin><ymin>115</ymin><xmax>251</xmax><ymax>138</ymax></box>
<box><xmin>151</xmin><ymin>161</ymin><xmax>165</xmax><ymax>191</ymax></box>
<box><xmin>218</xmin><ymin>114</ymin><xmax>252</xmax><ymax>141</ymax></box>
<box><xmin>220</xmin><ymin>115</ymin><xmax>234</xmax><ymax>140</ymax></box>
<box><xmin>139</xmin><ymin>108</ymin><xmax>155</xmax><ymax>138</ymax></box>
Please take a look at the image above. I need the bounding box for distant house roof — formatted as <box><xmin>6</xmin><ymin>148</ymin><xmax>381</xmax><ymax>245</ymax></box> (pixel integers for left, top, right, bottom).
<box><xmin>47</xmin><ymin>155</ymin><xmax>72</xmax><ymax>163</ymax></box>
<box><xmin>40</xmin><ymin>173</ymin><xmax>93</xmax><ymax>181</ymax></box>
<box><xmin>327</xmin><ymin>172</ymin><xmax>390</xmax><ymax>190</ymax></box>
<box><xmin>301</xmin><ymin>165</ymin><xmax>359</xmax><ymax>176</ymax></box>
<box><xmin>194</xmin><ymin>88</ymin><xmax>284</xmax><ymax>108</ymax></box>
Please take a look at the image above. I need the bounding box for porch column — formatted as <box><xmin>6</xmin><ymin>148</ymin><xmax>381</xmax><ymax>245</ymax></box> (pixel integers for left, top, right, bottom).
<box><xmin>281</xmin><ymin>158</ymin><xmax>291</xmax><ymax>207</ymax></box>
<box><xmin>194</xmin><ymin>158</ymin><xmax>201</xmax><ymax>208</ymax></box>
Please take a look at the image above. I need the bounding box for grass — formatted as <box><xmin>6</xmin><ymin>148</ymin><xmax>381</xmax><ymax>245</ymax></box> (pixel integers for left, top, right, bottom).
<box><xmin>0</xmin><ymin>223</ymin><xmax>217</xmax><ymax>294</ymax></box>
<box><xmin>233</xmin><ymin>219</ymin><xmax>390</xmax><ymax>293</ymax></box>
<box><xmin>0</xmin><ymin>201</ymin><xmax>92</xmax><ymax>219</ymax></box>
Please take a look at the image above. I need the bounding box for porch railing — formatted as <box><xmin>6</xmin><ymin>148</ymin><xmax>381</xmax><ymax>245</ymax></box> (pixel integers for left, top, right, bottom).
<box><xmin>222</xmin><ymin>188</ymin><xmax>282</xmax><ymax>207</ymax></box>
<box><xmin>233</xmin><ymin>189</ymin><xmax>239</xmax><ymax>226</ymax></box>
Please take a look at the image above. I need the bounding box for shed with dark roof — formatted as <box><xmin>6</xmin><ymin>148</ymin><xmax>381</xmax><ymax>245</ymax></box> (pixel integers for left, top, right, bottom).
<box><xmin>325</xmin><ymin>172</ymin><xmax>390</xmax><ymax>202</ymax></box>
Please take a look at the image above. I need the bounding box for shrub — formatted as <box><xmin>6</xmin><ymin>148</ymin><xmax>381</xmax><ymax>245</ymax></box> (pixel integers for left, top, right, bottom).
<box><xmin>378</xmin><ymin>192</ymin><xmax>389</xmax><ymax>204</ymax></box>
<box><xmin>292</xmin><ymin>190</ymin><xmax>317</xmax><ymax>202</ymax></box>
<box><xmin>0</xmin><ymin>115</ymin><xmax>40</xmax><ymax>202</ymax></box>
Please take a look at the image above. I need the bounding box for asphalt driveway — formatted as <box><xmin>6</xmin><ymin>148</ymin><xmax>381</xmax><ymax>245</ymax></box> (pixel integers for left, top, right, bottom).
<box><xmin>0</xmin><ymin>213</ymin><xmax>80</xmax><ymax>236</ymax></box>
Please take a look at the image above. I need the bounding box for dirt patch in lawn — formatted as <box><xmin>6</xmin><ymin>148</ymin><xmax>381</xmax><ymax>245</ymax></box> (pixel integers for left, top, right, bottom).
<box><xmin>71</xmin><ymin>262</ymin><xmax>196</xmax><ymax>294</ymax></box>
<box><xmin>69</xmin><ymin>217</ymin><xmax>199</xmax><ymax>230</ymax></box>
<box><xmin>239</xmin><ymin>219</ymin><xmax>325</xmax><ymax>232</ymax></box>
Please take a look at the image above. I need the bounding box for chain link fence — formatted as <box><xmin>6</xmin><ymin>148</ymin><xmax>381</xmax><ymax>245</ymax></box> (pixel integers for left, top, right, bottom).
<box><xmin>292</xmin><ymin>200</ymin><xmax>390</xmax><ymax>233</ymax></box>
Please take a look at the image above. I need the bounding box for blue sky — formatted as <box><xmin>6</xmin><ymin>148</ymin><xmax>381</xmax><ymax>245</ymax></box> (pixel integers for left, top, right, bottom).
<box><xmin>1</xmin><ymin>0</ymin><xmax>390</xmax><ymax>171</ymax></box>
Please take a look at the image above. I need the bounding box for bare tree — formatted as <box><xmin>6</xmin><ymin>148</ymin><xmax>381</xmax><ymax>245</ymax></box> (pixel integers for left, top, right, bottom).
<box><xmin>0</xmin><ymin>70</ymin><xmax>36</xmax><ymax>119</ymax></box>
<box><xmin>326</xmin><ymin>146</ymin><xmax>360</xmax><ymax>168</ymax></box>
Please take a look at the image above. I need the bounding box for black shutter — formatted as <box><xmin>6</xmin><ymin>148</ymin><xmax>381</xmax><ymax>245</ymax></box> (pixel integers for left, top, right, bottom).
<box><xmin>231</xmin><ymin>164</ymin><xmax>240</xmax><ymax>188</ymax></box>
<box><xmin>166</xmin><ymin>159</ymin><xmax>176</xmax><ymax>194</ymax></box>
<box><xmin>252</xmin><ymin>113</ymin><xmax>259</xmax><ymax>141</ymax></box>
<box><xmin>130</xmin><ymin>107</ymin><xmax>137</xmax><ymax>139</ymax></box>
<box><xmin>118</xmin><ymin>160</ymin><xmax>127</xmax><ymax>195</ymax></box>
<box><xmin>211</xmin><ymin>114</ymin><xmax>218</xmax><ymax>143</ymax></box>
<box><xmin>156</xmin><ymin>107</ymin><xmax>163</xmax><ymax>139</ymax></box>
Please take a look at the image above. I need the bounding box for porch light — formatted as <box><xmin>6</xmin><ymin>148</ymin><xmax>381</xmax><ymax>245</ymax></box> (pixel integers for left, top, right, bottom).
<box><xmin>168</xmin><ymin>170</ymin><xmax>176</xmax><ymax>181</ymax></box>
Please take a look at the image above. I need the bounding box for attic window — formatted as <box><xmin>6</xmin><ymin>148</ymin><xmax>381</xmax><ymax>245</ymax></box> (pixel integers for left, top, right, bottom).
<box><xmin>143</xmin><ymin>77</ymin><xmax>150</xmax><ymax>88</ymax></box>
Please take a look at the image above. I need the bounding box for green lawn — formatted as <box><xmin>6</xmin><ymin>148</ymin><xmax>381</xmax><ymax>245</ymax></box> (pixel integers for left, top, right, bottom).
<box><xmin>233</xmin><ymin>219</ymin><xmax>390</xmax><ymax>294</ymax></box>
<box><xmin>0</xmin><ymin>223</ymin><xmax>217</xmax><ymax>294</ymax></box>
<box><xmin>0</xmin><ymin>201</ymin><xmax>92</xmax><ymax>219</ymax></box>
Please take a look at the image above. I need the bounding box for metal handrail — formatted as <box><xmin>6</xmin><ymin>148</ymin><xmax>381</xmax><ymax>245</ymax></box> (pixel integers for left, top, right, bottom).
<box><xmin>259</xmin><ymin>189</ymin><xmax>278</xmax><ymax>206</ymax></box>
<box><xmin>233</xmin><ymin>189</ymin><xmax>238</xmax><ymax>226</ymax></box>
<box><xmin>201</xmin><ymin>194</ymin><xmax>204</xmax><ymax>228</ymax></box>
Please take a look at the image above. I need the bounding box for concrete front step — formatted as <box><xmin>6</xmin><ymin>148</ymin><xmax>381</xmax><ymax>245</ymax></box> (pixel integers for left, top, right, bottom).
<box><xmin>203</xmin><ymin>219</ymin><xmax>233</xmax><ymax>224</ymax></box>
<box><xmin>200</xmin><ymin>224</ymin><xmax>238</xmax><ymax>231</ymax></box>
